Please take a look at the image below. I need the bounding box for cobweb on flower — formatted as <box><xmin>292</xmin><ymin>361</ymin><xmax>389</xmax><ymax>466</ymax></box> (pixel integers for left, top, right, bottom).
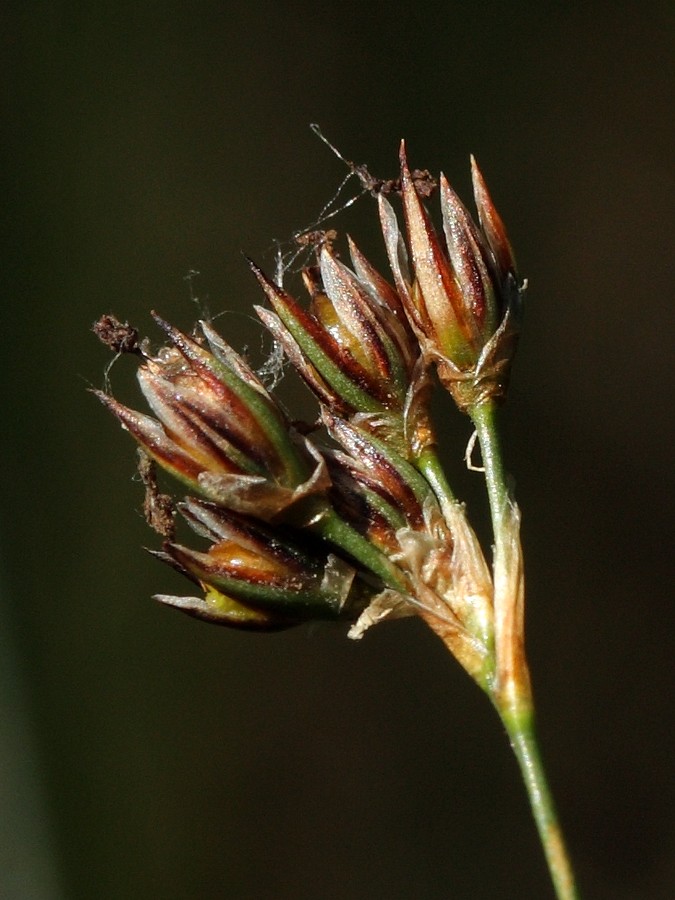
<box><xmin>257</xmin><ymin>126</ymin><xmax>376</xmax><ymax>389</ymax></box>
<box><xmin>259</xmin><ymin>123</ymin><xmax>431</xmax><ymax>389</ymax></box>
<box><xmin>268</xmin><ymin>125</ymin><xmax>374</xmax><ymax>290</ymax></box>
<box><xmin>264</xmin><ymin>123</ymin><xmax>437</xmax><ymax>291</ymax></box>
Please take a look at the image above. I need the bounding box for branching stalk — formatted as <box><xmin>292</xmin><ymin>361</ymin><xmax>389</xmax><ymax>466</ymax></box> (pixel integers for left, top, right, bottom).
<box><xmin>315</xmin><ymin>508</ymin><xmax>409</xmax><ymax>593</ymax></box>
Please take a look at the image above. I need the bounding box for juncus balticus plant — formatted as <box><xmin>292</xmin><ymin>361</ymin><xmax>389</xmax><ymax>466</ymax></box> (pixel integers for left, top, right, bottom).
<box><xmin>94</xmin><ymin>144</ymin><xmax>579</xmax><ymax>899</ymax></box>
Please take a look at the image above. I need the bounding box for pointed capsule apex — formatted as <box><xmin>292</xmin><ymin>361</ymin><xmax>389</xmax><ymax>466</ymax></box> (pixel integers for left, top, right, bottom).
<box><xmin>398</xmin><ymin>139</ymin><xmax>408</xmax><ymax>169</ymax></box>
<box><xmin>470</xmin><ymin>156</ymin><xmax>517</xmax><ymax>278</ymax></box>
<box><xmin>246</xmin><ymin>256</ymin><xmax>266</xmax><ymax>286</ymax></box>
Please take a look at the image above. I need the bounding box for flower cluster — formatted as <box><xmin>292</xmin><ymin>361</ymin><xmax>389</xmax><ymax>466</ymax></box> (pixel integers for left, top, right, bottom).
<box><xmin>95</xmin><ymin>147</ymin><xmax>524</xmax><ymax>688</ymax></box>
<box><xmin>381</xmin><ymin>144</ymin><xmax>522</xmax><ymax>411</ymax></box>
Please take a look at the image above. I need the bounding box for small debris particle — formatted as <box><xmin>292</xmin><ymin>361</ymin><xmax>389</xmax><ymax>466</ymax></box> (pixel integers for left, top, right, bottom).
<box><xmin>295</xmin><ymin>229</ymin><xmax>338</xmax><ymax>254</ymax></box>
<box><xmin>352</xmin><ymin>163</ymin><xmax>437</xmax><ymax>199</ymax></box>
<box><xmin>137</xmin><ymin>450</ymin><xmax>176</xmax><ymax>539</ymax></box>
<box><xmin>93</xmin><ymin>314</ymin><xmax>142</xmax><ymax>355</ymax></box>
<box><xmin>309</xmin><ymin>124</ymin><xmax>437</xmax><ymax>198</ymax></box>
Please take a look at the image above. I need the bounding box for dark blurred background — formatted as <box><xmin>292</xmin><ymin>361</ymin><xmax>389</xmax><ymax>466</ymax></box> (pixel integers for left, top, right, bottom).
<box><xmin>2</xmin><ymin>2</ymin><xmax>674</xmax><ymax>898</ymax></box>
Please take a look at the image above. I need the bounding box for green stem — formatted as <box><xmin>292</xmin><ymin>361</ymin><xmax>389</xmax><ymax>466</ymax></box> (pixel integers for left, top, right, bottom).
<box><xmin>313</xmin><ymin>508</ymin><xmax>409</xmax><ymax>593</ymax></box>
<box><xmin>414</xmin><ymin>445</ymin><xmax>457</xmax><ymax>518</ymax></box>
<box><xmin>470</xmin><ymin>401</ymin><xmax>520</xmax><ymax>707</ymax></box>
<box><xmin>468</xmin><ymin>400</ymin><xmax>509</xmax><ymax>533</ymax></box>
<box><xmin>500</xmin><ymin>704</ymin><xmax>580</xmax><ymax>900</ymax></box>
<box><xmin>470</xmin><ymin>400</ymin><xmax>580</xmax><ymax>900</ymax></box>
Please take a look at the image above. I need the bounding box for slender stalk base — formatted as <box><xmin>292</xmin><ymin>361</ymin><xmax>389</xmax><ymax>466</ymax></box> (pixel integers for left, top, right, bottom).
<box><xmin>470</xmin><ymin>400</ymin><xmax>580</xmax><ymax>900</ymax></box>
<box><xmin>499</xmin><ymin>703</ymin><xmax>580</xmax><ymax>900</ymax></box>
